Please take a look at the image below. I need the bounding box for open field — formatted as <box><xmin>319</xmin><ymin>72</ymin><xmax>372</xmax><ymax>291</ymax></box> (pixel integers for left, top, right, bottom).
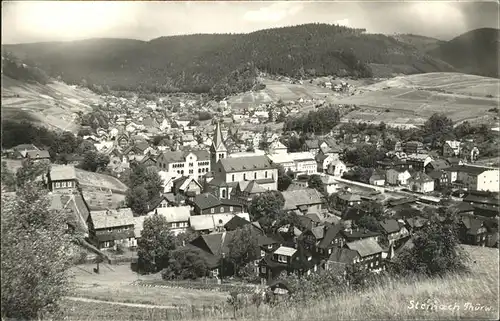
<box><xmin>337</xmin><ymin>73</ymin><xmax>499</xmax><ymax>126</ymax></box>
<box><xmin>1</xmin><ymin>75</ymin><xmax>101</xmax><ymax>132</ymax></box>
<box><xmin>69</xmin><ymin>264</ymin><xmax>228</xmax><ymax>308</ymax></box>
<box><xmin>64</xmin><ymin>245</ymin><xmax>498</xmax><ymax>320</ymax></box>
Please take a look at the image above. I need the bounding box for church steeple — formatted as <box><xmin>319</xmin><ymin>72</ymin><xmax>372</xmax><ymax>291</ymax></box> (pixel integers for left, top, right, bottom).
<box><xmin>210</xmin><ymin>121</ymin><xmax>227</xmax><ymax>170</ymax></box>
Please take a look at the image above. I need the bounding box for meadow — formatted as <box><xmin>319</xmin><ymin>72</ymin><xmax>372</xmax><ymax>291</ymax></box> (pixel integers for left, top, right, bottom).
<box><xmin>64</xmin><ymin>245</ymin><xmax>499</xmax><ymax>321</ymax></box>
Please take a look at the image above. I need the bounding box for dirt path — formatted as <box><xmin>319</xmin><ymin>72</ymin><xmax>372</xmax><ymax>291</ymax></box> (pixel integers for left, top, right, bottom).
<box><xmin>64</xmin><ymin>296</ymin><xmax>175</xmax><ymax>309</ymax></box>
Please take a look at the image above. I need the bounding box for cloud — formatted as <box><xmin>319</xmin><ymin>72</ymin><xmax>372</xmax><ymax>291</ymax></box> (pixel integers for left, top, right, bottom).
<box><xmin>334</xmin><ymin>19</ymin><xmax>350</xmax><ymax>27</ymax></box>
<box><xmin>243</xmin><ymin>2</ymin><xmax>303</xmax><ymax>23</ymax></box>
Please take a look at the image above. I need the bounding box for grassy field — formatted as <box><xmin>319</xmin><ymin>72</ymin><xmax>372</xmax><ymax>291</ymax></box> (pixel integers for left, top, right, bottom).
<box><xmin>64</xmin><ymin>245</ymin><xmax>498</xmax><ymax>320</ymax></box>
<box><xmin>1</xmin><ymin>75</ymin><xmax>101</xmax><ymax>132</ymax></box>
<box><xmin>337</xmin><ymin>72</ymin><xmax>499</xmax><ymax>126</ymax></box>
<box><xmin>69</xmin><ymin>264</ymin><xmax>228</xmax><ymax>308</ymax></box>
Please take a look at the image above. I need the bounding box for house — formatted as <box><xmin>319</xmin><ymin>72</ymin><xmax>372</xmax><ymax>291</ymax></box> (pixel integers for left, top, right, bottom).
<box><xmin>342</xmin><ymin>226</ymin><xmax>381</xmax><ymax>243</ymax></box>
<box><xmin>303</xmin><ymin>140</ymin><xmax>320</xmax><ymax>154</ymax></box>
<box><xmin>386</xmin><ymin>168</ymin><xmax>411</xmax><ymax>186</ymax></box>
<box><xmin>209</xmin><ymin>155</ymin><xmax>278</xmax><ymax>199</ymax></box>
<box><xmin>404</xmin><ymin>216</ymin><xmax>429</xmax><ymax>233</ymax></box>
<box><xmin>408</xmin><ymin>172</ymin><xmax>435</xmax><ymax>193</ymax></box>
<box><xmin>315</xmin><ymin>152</ymin><xmax>338</xmax><ymax>173</ymax></box>
<box><xmin>48</xmin><ymin>165</ymin><xmax>79</xmax><ymax>194</ymax></box>
<box><xmin>369</xmin><ymin>171</ymin><xmax>386</xmax><ymax>186</ymax></box>
<box><xmin>425</xmin><ymin>159</ymin><xmax>451</xmax><ymax>173</ymax></box>
<box><xmin>458</xmin><ymin>216</ymin><xmax>488</xmax><ymax>246</ymax></box>
<box><xmin>90</xmin><ymin>208</ymin><xmax>136</xmax><ymax>250</ymax></box>
<box><xmin>25</xmin><ymin>149</ymin><xmax>51</xmax><ymax>162</ymax></box>
<box><xmin>460</xmin><ymin>142</ymin><xmax>480</xmax><ymax>163</ymax></box>
<box><xmin>268</xmin><ymin>152</ymin><xmax>317</xmax><ymax>176</ymax></box>
<box><xmin>448</xmin><ymin>165</ymin><xmax>499</xmax><ymax>192</ymax></box>
<box><xmin>187</xmin><ymin>232</ymin><xmax>239</xmax><ymax>275</ymax></box>
<box><xmin>317</xmin><ymin>224</ymin><xmax>346</xmax><ymax>258</ymax></box>
<box><xmin>344</xmin><ymin>238</ymin><xmax>384</xmax><ymax>272</ymax></box>
<box><xmin>48</xmin><ymin>192</ymin><xmax>92</xmax><ymax>238</ymax></box>
<box><xmin>259</xmin><ymin>246</ymin><xmax>300</xmax><ymax>283</ymax></box>
<box><xmin>336</xmin><ymin>192</ymin><xmax>361</xmax><ymax>209</ymax></box>
<box><xmin>267</xmin><ymin>141</ymin><xmax>288</xmax><ymax>155</ymax></box>
<box><xmin>172</xmin><ymin>176</ymin><xmax>203</xmax><ymax>199</ymax></box>
<box><xmin>325</xmin><ymin>247</ymin><xmax>360</xmax><ymax>274</ymax></box>
<box><xmin>406</xmin><ymin>154</ymin><xmax>433</xmax><ymax>172</ymax></box>
<box><xmin>379</xmin><ymin>219</ymin><xmax>409</xmax><ymax>246</ymax></box>
<box><xmin>326</xmin><ymin>159</ymin><xmax>347</xmax><ymax>177</ymax></box>
<box><xmin>189</xmin><ymin>213</ymin><xmax>250</xmax><ymax>233</ymax></box>
<box><xmin>157</xmin><ymin>150</ymin><xmax>211</xmax><ymax>183</ymax></box>
<box><xmin>147</xmin><ymin>195</ymin><xmax>176</xmax><ymax>212</ymax></box>
<box><xmin>144</xmin><ymin>206</ymin><xmax>191</xmax><ymax>236</ymax></box>
<box><xmin>191</xmin><ymin>193</ymin><xmax>243</xmax><ymax>215</ymax></box>
<box><xmin>320</xmin><ymin>174</ymin><xmax>339</xmax><ymax>195</ymax></box>
<box><xmin>281</xmin><ymin>188</ymin><xmax>324</xmax><ymax>213</ymax></box>
<box><xmin>231</xmin><ymin>180</ymin><xmax>268</xmax><ymax>209</ymax></box>
<box><xmin>443</xmin><ymin>140</ymin><xmax>461</xmax><ymax>157</ymax></box>
<box><xmin>426</xmin><ymin>170</ymin><xmax>448</xmax><ymax>190</ymax></box>
<box><xmin>402</xmin><ymin>141</ymin><xmax>424</xmax><ymax>154</ymax></box>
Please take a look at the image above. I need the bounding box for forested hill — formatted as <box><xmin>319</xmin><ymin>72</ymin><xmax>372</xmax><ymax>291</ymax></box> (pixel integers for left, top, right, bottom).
<box><xmin>3</xmin><ymin>23</ymin><xmax>457</xmax><ymax>95</ymax></box>
<box><xmin>427</xmin><ymin>28</ymin><xmax>500</xmax><ymax>78</ymax></box>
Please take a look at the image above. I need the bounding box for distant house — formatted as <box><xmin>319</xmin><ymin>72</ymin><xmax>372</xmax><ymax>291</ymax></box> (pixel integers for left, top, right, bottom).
<box><xmin>90</xmin><ymin>208</ymin><xmax>136</xmax><ymax>250</ymax></box>
<box><xmin>281</xmin><ymin>188</ymin><xmax>324</xmax><ymax>213</ymax></box>
<box><xmin>326</xmin><ymin>159</ymin><xmax>347</xmax><ymax>177</ymax></box>
<box><xmin>406</xmin><ymin>154</ymin><xmax>433</xmax><ymax>172</ymax></box>
<box><xmin>259</xmin><ymin>246</ymin><xmax>300</xmax><ymax>283</ymax></box>
<box><xmin>443</xmin><ymin>140</ymin><xmax>461</xmax><ymax>157</ymax></box>
<box><xmin>344</xmin><ymin>238</ymin><xmax>384</xmax><ymax>272</ymax></box>
<box><xmin>402</xmin><ymin>141</ymin><xmax>424</xmax><ymax>154</ymax></box>
<box><xmin>303</xmin><ymin>140</ymin><xmax>320</xmax><ymax>154</ymax></box>
<box><xmin>336</xmin><ymin>192</ymin><xmax>361</xmax><ymax>209</ymax></box>
<box><xmin>191</xmin><ymin>193</ymin><xmax>243</xmax><ymax>215</ymax></box>
<box><xmin>460</xmin><ymin>143</ymin><xmax>480</xmax><ymax>163</ymax></box>
<box><xmin>320</xmin><ymin>174</ymin><xmax>339</xmax><ymax>195</ymax></box>
<box><xmin>445</xmin><ymin>165</ymin><xmax>499</xmax><ymax>192</ymax></box>
<box><xmin>316</xmin><ymin>152</ymin><xmax>338</xmax><ymax>173</ymax></box>
<box><xmin>189</xmin><ymin>213</ymin><xmax>250</xmax><ymax>234</ymax></box>
<box><xmin>408</xmin><ymin>172</ymin><xmax>435</xmax><ymax>193</ymax></box>
<box><xmin>317</xmin><ymin>224</ymin><xmax>346</xmax><ymax>259</ymax></box>
<box><xmin>232</xmin><ymin>180</ymin><xmax>268</xmax><ymax>209</ymax></box>
<box><xmin>369</xmin><ymin>171</ymin><xmax>386</xmax><ymax>186</ymax></box>
<box><xmin>325</xmin><ymin>247</ymin><xmax>360</xmax><ymax>274</ymax></box>
<box><xmin>386</xmin><ymin>168</ymin><xmax>411</xmax><ymax>186</ymax></box>
<box><xmin>157</xmin><ymin>150</ymin><xmax>211</xmax><ymax>183</ymax></box>
<box><xmin>172</xmin><ymin>176</ymin><xmax>203</xmax><ymax>199</ymax></box>
<box><xmin>25</xmin><ymin>150</ymin><xmax>51</xmax><ymax>162</ymax></box>
<box><xmin>458</xmin><ymin>216</ymin><xmax>488</xmax><ymax>247</ymax></box>
<box><xmin>143</xmin><ymin>206</ymin><xmax>191</xmax><ymax>236</ymax></box>
<box><xmin>379</xmin><ymin>219</ymin><xmax>409</xmax><ymax>246</ymax></box>
<box><xmin>48</xmin><ymin>165</ymin><xmax>79</xmax><ymax>194</ymax></box>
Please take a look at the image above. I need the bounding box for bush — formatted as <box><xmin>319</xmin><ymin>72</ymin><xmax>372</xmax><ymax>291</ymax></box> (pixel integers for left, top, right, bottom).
<box><xmin>115</xmin><ymin>243</ymin><xmax>125</xmax><ymax>255</ymax></box>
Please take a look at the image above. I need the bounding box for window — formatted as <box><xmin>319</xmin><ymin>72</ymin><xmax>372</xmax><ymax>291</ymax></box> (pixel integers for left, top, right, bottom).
<box><xmin>61</xmin><ymin>181</ymin><xmax>67</xmax><ymax>188</ymax></box>
<box><xmin>265</xmin><ymin>171</ymin><xmax>268</xmax><ymax>178</ymax></box>
<box><xmin>232</xmin><ymin>174</ymin><xmax>235</xmax><ymax>182</ymax></box>
<box><xmin>181</xmin><ymin>170</ymin><xmax>184</xmax><ymax>174</ymax></box>
<box><xmin>189</xmin><ymin>169</ymin><xmax>193</xmax><ymax>174</ymax></box>
<box><xmin>261</xmin><ymin>266</ymin><xmax>267</xmax><ymax>273</ymax></box>
<box><xmin>243</xmin><ymin>173</ymin><xmax>246</xmax><ymax>180</ymax></box>
<box><xmin>254</xmin><ymin>172</ymin><xmax>257</xmax><ymax>179</ymax></box>
<box><xmin>108</xmin><ymin>228</ymin><xmax>112</xmax><ymax>232</ymax></box>
<box><xmin>220</xmin><ymin>207</ymin><xmax>224</xmax><ymax>213</ymax></box>
<box><xmin>211</xmin><ymin>208</ymin><xmax>215</xmax><ymax>214</ymax></box>
<box><xmin>55</xmin><ymin>182</ymin><xmax>61</xmax><ymax>188</ymax></box>
<box><xmin>229</xmin><ymin>206</ymin><xmax>233</xmax><ymax>212</ymax></box>
<box><xmin>171</xmin><ymin>222</ymin><xmax>177</xmax><ymax>228</ymax></box>
<box><xmin>189</xmin><ymin>163</ymin><xmax>193</xmax><ymax>167</ymax></box>
<box><xmin>222</xmin><ymin>189</ymin><xmax>227</xmax><ymax>198</ymax></box>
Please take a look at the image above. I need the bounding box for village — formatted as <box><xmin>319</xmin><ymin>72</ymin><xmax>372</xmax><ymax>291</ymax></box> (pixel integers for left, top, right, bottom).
<box><xmin>2</xmin><ymin>86</ymin><xmax>499</xmax><ymax>294</ymax></box>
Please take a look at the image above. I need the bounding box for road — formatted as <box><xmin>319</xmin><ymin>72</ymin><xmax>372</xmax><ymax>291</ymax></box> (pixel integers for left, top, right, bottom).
<box><xmin>64</xmin><ymin>296</ymin><xmax>175</xmax><ymax>309</ymax></box>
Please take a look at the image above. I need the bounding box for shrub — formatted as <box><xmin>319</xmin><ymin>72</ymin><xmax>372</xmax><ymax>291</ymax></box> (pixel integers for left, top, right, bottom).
<box><xmin>115</xmin><ymin>243</ymin><xmax>125</xmax><ymax>255</ymax></box>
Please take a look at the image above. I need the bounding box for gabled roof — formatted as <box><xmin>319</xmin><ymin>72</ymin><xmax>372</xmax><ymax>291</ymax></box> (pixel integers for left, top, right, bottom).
<box><xmin>409</xmin><ymin>172</ymin><xmax>433</xmax><ymax>183</ymax></box>
<box><xmin>91</xmin><ymin>208</ymin><xmax>134</xmax><ymax>230</ymax></box>
<box><xmin>318</xmin><ymin>224</ymin><xmax>343</xmax><ymax>249</ymax></box>
<box><xmin>379</xmin><ymin>219</ymin><xmax>401</xmax><ymax>234</ymax></box>
<box><xmin>25</xmin><ymin>150</ymin><xmax>50</xmax><ymax>159</ymax></box>
<box><xmin>149</xmin><ymin>206</ymin><xmax>191</xmax><ymax>223</ymax></box>
<box><xmin>445</xmin><ymin>165</ymin><xmax>494</xmax><ymax>175</ymax></box>
<box><xmin>193</xmin><ymin>193</ymin><xmax>221</xmax><ymax>210</ymax></box>
<box><xmin>405</xmin><ymin>216</ymin><xmax>428</xmax><ymax>228</ymax></box>
<box><xmin>50</xmin><ymin>165</ymin><xmax>77</xmax><ymax>181</ymax></box>
<box><xmin>461</xmin><ymin>217</ymin><xmax>485</xmax><ymax>235</ymax></box>
<box><xmin>159</xmin><ymin>150</ymin><xmax>210</xmax><ymax>163</ymax></box>
<box><xmin>224</xmin><ymin>215</ymin><xmax>251</xmax><ymax>231</ymax></box>
<box><xmin>220</xmin><ymin>155</ymin><xmax>274</xmax><ymax>173</ymax></box>
<box><xmin>304</xmin><ymin>139</ymin><xmax>319</xmax><ymax>149</ymax></box>
<box><xmin>212</xmin><ymin>122</ymin><xmax>227</xmax><ymax>152</ymax></box>
<box><xmin>237</xmin><ymin>180</ymin><xmax>267</xmax><ymax>194</ymax></box>
<box><xmin>327</xmin><ymin>247</ymin><xmax>359</xmax><ymax>264</ymax></box>
<box><xmin>346</xmin><ymin>238</ymin><xmax>383</xmax><ymax>257</ymax></box>
<box><xmin>337</xmin><ymin>192</ymin><xmax>361</xmax><ymax>202</ymax></box>
<box><xmin>281</xmin><ymin>188</ymin><xmax>323</xmax><ymax>210</ymax></box>
<box><xmin>311</xmin><ymin>226</ymin><xmax>325</xmax><ymax>239</ymax></box>
<box><xmin>49</xmin><ymin>193</ymin><xmax>90</xmax><ymax>235</ymax></box>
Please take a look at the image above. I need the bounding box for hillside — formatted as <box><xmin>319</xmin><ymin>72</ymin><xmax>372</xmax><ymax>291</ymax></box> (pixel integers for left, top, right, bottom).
<box><xmin>335</xmin><ymin>72</ymin><xmax>500</xmax><ymax>126</ymax></box>
<box><xmin>2</xmin><ymin>24</ymin><xmax>456</xmax><ymax>96</ymax></box>
<box><xmin>391</xmin><ymin>34</ymin><xmax>444</xmax><ymax>52</ymax></box>
<box><xmin>428</xmin><ymin>28</ymin><xmax>500</xmax><ymax>78</ymax></box>
<box><xmin>1</xmin><ymin>55</ymin><xmax>101</xmax><ymax>133</ymax></box>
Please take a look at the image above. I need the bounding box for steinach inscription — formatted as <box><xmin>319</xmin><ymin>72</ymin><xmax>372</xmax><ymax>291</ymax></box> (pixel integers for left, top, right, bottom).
<box><xmin>408</xmin><ymin>299</ymin><xmax>493</xmax><ymax>312</ymax></box>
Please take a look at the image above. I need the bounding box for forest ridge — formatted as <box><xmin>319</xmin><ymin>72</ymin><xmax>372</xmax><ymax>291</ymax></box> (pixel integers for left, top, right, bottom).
<box><xmin>2</xmin><ymin>24</ymin><xmax>499</xmax><ymax>95</ymax></box>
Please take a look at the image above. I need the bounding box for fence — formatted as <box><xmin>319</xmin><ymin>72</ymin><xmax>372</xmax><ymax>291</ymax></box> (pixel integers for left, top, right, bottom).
<box><xmin>133</xmin><ymin>279</ymin><xmax>259</xmax><ymax>294</ymax></box>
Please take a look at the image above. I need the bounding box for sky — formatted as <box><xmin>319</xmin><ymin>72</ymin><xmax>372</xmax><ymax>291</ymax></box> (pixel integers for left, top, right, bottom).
<box><xmin>2</xmin><ymin>1</ymin><xmax>499</xmax><ymax>44</ymax></box>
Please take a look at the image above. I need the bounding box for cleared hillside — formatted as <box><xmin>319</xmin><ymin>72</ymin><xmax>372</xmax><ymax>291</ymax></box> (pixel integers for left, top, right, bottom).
<box><xmin>336</xmin><ymin>72</ymin><xmax>500</xmax><ymax>126</ymax></box>
<box><xmin>1</xmin><ymin>75</ymin><xmax>101</xmax><ymax>133</ymax></box>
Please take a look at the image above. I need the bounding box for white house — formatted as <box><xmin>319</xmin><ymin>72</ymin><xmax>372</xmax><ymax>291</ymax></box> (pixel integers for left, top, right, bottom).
<box><xmin>452</xmin><ymin>165</ymin><xmax>500</xmax><ymax>192</ymax></box>
<box><xmin>268</xmin><ymin>152</ymin><xmax>317</xmax><ymax>176</ymax></box>
<box><xmin>443</xmin><ymin>140</ymin><xmax>461</xmax><ymax>157</ymax></box>
<box><xmin>142</xmin><ymin>206</ymin><xmax>191</xmax><ymax>236</ymax></box>
<box><xmin>326</xmin><ymin>159</ymin><xmax>347</xmax><ymax>177</ymax></box>
<box><xmin>386</xmin><ymin>168</ymin><xmax>411</xmax><ymax>186</ymax></box>
<box><xmin>408</xmin><ymin>172</ymin><xmax>435</xmax><ymax>193</ymax></box>
<box><xmin>321</xmin><ymin>174</ymin><xmax>339</xmax><ymax>195</ymax></box>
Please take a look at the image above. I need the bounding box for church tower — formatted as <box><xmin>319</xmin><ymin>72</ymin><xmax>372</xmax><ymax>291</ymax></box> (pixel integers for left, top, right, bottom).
<box><xmin>210</xmin><ymin>121</ymin><xmax>227</xmax><ymax>171</ymax></box>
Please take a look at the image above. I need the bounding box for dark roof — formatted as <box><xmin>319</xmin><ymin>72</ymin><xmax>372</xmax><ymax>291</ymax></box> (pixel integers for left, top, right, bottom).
<box><xmin>427</xmin><ymin>159</ymin><xmax>450</xmax><ymax>171</ymax></box>
<box><xmin>463</xmin><ymin>193</ymin><xmax>499</xmax><ymax>206</ymax></box>
<box><xmin>342</xmin><ymin>228</ymin><xmax>381</xmax><ymax>241</ymax></box>
<box><xmin>318</xmin><ymin>224</ymin><xmax>343</xmax><ymax>249</ymax></box>
<box><xmin>193</xmin><ymin>193</ymin><xmax>221</xmax><ymax>210</ymax></box>
<box><xmin>159</xmin><ymin>150</ymin><xmax>210</xmax><ymax>163</ymax></box>
<box><xmin>224</xmin><ymin>215</ymin><xmax>251</xmax><ymax>231</ymax></box>
<box><xmin>304</xmin><ymin>139</ymin><xmax>319</xmax><ymax>149</ymax></box>
<box><xmin>13</xmin><ymin>144</ymin><xmax>39</xmax><ymax>152</ymax></box>
<box><xmin>26</xmin><ymin>150</ymin><xmax>50</xmax><ymax>159</ymax></box>
<box><xmin>379</xmin><ymin>219</ymin><xmax>401</xmax><ymax>234</ymax></box>
<box><xmin>185</xmin><ymin>244</ymin><xmax>220</xmax><ymax>269</ymax></box>
<box><xmin>445</xmin><ymin>165</ymin><xmax>491</xmax><ymax>175</ymax></box>
<box><xmin>346</xmin><ymin>238</ymin><xmax>384</xmax><ymax>257</ymax></box>
<box><xmin>409</xmin><ymin>172</ymin><xmax>433</xmax><ymax>183</ymax></box>
<box><xmin>461</xmin><ymin>217</ymin><xmax>485</xmax><ymax>235</ymax></box>
<box><xmin>220</xmin><ymin>155</ymin><xmax>274</xmax><ymax>173</ymax></box>
<box><xmin>388</xmin><ymin>197</ymin><xmax>418</xmax><ymax>207</ymax></box>
<box><xmin>405</xmin><ymin>216</ymin><xmax>428</xmax><ymax>228</ymax></box>
<box><xmin>427</xmin><ymin>170</ymin><xmax>444</xmax><ymax>180</ymax></box>
<box><xmin>328</xmin><ymin>247</ymin><xmax>359</xmax><ymax>264</ymax></box>
<box><xmin>342</xmin><ymin>207</ymin><xmax>367</xmax><ymax>221</ymax></box>
<box><xmin>258</xmin><ymin>234</ymin><xmax>279</xmax><ymax>247</ymax></box>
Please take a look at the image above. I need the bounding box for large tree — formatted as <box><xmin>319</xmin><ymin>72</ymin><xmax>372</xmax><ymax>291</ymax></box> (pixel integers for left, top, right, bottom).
<box><xmin>126</xmin><ymin>186</ymin><xmax>150</xmax><ymax>216</ymax></box>
<box><xmin>422</xmin><ymin>113</ymin><xmax>455</xmax><ymax>148</ymax></box>
<box><xmin>227</xmin><ymin>225</ymin><xmax>259</xmax><ymax>276</ymax></box>
<box><xmin>307</xmin><ymin>174</ymin><xmax>326</xmax><ymax>194</ymax></box>
<box><xmin>277</xmin><ymin>164</ymin><xmax>293</xmax><ymax>191</ymax></box>
<box><xmin>248</xmin><ymin>191</ymin><xmax>285</xmax><ymax>231</ymax></box>
<box><xmin>137</xmin><ymin>213</ymin><xmax>176</xmax><ymax>273</ymax></box>
<box><xmin>79</xmin><ymin>150</ymin><xmax>110</xmax><ymax>172</ymax></box>
<box><xmin>1</xmin><ymin>184</ymin><xmax>73</xmax><ymax>319</ymax></box>
<box><xmin>162</xmin><ymin>247</ymin><xmax>209</xmax><ymax>280</ymax></box>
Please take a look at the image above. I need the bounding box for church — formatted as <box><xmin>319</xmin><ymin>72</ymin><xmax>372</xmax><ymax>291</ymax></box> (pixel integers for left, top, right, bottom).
<box><xmin>206</xmin><ymin>122</ymin><xmax>279</xmax><ymax>199</ymax></box>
